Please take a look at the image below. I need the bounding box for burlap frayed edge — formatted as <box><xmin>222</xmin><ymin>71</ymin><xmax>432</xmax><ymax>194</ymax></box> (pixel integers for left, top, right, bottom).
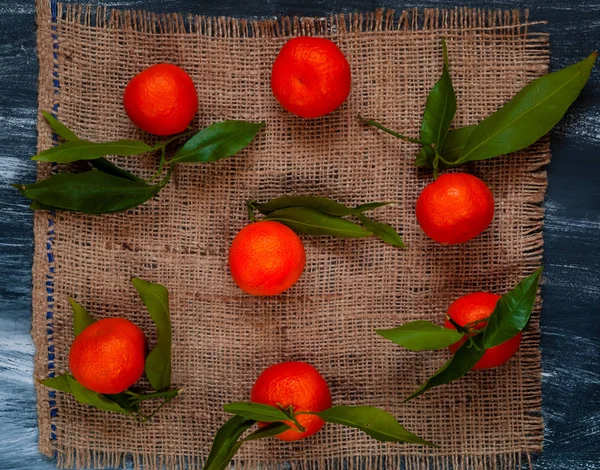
<box><xmin>33</xmin><ymin>0</ymin><xmax>547</xmax><ymax>468</ymax></box>
<box><xmin>37</xmin><ymin>1</ymin><xmax>549</xmax><ymax>39</ymax></box>
<box><xmin>53</xmin><ymin>448</ymin><xmax>539</xmax><ymax>470</ymax></box>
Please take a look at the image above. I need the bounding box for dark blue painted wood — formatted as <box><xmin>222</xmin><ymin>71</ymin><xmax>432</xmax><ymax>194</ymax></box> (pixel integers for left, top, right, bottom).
<box><xmin>0</xmin><ymin>1</ymin><xmax>598</xmax><ymax>469</ymax></box>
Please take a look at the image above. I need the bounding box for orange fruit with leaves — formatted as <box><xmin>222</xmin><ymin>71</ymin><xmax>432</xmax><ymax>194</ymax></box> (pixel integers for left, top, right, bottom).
<box><xmin>69</xmin><ymin>318</ymin><xmax>147</xmax><ymax>394</ymax></box>
<box><xmin>444</xmin><ymin>292</ymin><xmax>522</xmax><ymax>370</ymax></box>
<box><xmin>250</xmin><ymin>361</ymin><xmax>332</xmax><ymax>441</ymax></box>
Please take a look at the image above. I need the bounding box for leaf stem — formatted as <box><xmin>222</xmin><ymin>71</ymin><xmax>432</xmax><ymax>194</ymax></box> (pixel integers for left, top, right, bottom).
<box><xmin>151</xmin><ymin>130</ymin><xmax>196</xmax><ymax>152</ymax></box>
<box><xmin>446</xmin><ymin>313</ymin><xmax>486</xmax><ymax>351</ymax></box>
<box><xmin>464</xmin><ymin>318</ymin><xmax>488</xmax><ymax>330</ymax></box>
<box><xmin>246</xmin><ymin>201</ymin><xmax>258</xmax><ymax>222</ymax></box>
<box><xmin>465</xmin><ymin>334</ymin><xmax>486</xmax><ymax>351</ymax></box>
<box><xmin>158</xmin><ymin>164</ymin><xmax>175</xmax><ymax>188</ymax></box>
<box><xmin>130</xmin><ymin>388</ymin><xmax>182</xmax><ymax>404</ymax></box>
<box><xmin>437</xmin><ymin>153</ymin><xmax>453</xmax><ymax>167</ymax></box>
<box><xmin>358</xmin><ymin>115</ymin><xmax>433</xmax><ymax>147</ymax></box>
<box><xmin>275</xmin><ymin>403</ymin><xmax>306</xmax><ymax>433</ymax></box>
<box><xmin>441</xmin><ymin>37</ymin><xmax>449</xmax><ymax>69</ymax></box>
<box><xmin>432</xmin><ymin>153</ymin><xmax>440</xmax><ymax>179</ymax></box>
<box><xmin>157</xmin><ymin>147</ymin><xmax>166</xmax><ymax>177</ymax></box>
<box><xmin>446</xmin><ymin>316</ymin><xmax>469</xmax><ymax>334</ymax></box>
<box><xmin>135</xmin><ymin>412</ymin><xmax>151</xmax><ymax>423</ymax></box>
<box><xmin>147</xmin><ymin>147</ymin><xmax>167</xmax><ymax>183</ymax></box>
<box><xmin>145</xmin><ymin>396</ymin><xmax>176</xmax><ymax>421</ymax></box>
<box><xmin>147</xmin><ymin>129</ymin><xmax>196</xmax><ymax>182</ymax></box>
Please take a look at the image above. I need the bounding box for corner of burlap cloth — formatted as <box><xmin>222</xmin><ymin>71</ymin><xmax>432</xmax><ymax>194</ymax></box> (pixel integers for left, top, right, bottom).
<box><xmin>32</xmin><ymin>1</ymin><xmax>548</xmax><ymax>469</ymax></box>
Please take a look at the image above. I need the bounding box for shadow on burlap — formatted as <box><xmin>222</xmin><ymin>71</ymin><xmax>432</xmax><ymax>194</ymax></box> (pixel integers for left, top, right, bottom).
<box><xmin>33</xmin><ymin>1</ymin><xmax>547</xmax><ymax>468</ymax></box>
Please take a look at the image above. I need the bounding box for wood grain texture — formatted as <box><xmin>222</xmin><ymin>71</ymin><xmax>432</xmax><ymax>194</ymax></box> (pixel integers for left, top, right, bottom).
<box><xmin>0</xmin><ymin>1</ymin><xmax>598</xmax><ymax>469</ymax></box>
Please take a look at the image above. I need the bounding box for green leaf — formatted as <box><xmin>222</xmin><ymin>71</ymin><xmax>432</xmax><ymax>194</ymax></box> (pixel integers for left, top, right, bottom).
<box><xmin>171</xmin><ymin>120</ymin><xmax>264</xmax><ymax>164</ymax></box>
<box><xmin>439</xmin><ymin>125</ymin><xmax>476</xmax><ymax>162</ymax></box>
<box><xmin>32</xmin><ymin>139</ymin><xmax>153</xmax><ymax>163</ymax></box>
<box><xmin>482</xmin><ymin>267</ymin><xmax>543</xmax><ymax>349</ymax></box>
<box><xmin>204</xmin><ymin>415</ymin><xmax>255</xmax><ymax>470</ymax></box>
<box><xmin>132</xmin><ymin>278</ymin><xmax>172</xmax><ymax>391</ymax></box>
<box><xmin>405</xmin><ymin>335</ymin><xmax>485</xmax><ymax>401</ymax></box>
<box><xmin>253</xmin><ymin>196</ymin><xmax>392</xmax><ymax>217</ymax></box>
<box><xmin>40</xmin><ymin>374</ymin><xmax>76</xmax><ymax>394</ymax></box>
<box><xmin>419</xmin><ymin>38</ymin><xmax>457</xmax><ymax>166</ymax></box>
<box><xmin>68</xmin><ymin>297</ymin><xmax>95</xmax><ymax>337</ymax></box>
<box><xmin>355</xmin><ymin>213</ymin><xmax>404</xmax><ymax>248</ymax></box>
<box><xmin>457</xmin><ymin>52</ymin><xmax>597</xmax><ymax>164</ymax></box>
<box><xmin>40</xmin><ymin>374</ymin><xmax>133</xmax><ymax>415</ymax></box>
<box><xmin>129</xmin><ymin>388</ymin><xmax>182</xmax><ymax>403</ymax></box>
<box><xmin>239</xmin><ymin>421</ymin><xmax>291</xmax><ymax>442</ymax></box>
<box><xmin>204</xmin><ymin>415</ymin><xmax>291</xmax><ymax>470</ymax></box>
<box><xmin>103</xmin><ymin>393</ymin><xmax>141</xmax><ymax>413</ymax></box>
<box><xmin>353</xmin><ymin>202</ymin><xmax>394</xmax><ymax>213</ymax></box>
<box><xmin>414</xmin><ymin>126</ymin><xmax>475</xmax><ymax>168</ymax></box>
<box><xmin>29</xmin><ymin>201</ymin><xmax>54</xmax><ymax>210</ymax></box>
<box><xmin>14</xmin><ymin>170</ymin><xmax>161</xmax><ymax>214</ymax></box>
<box><xmin>315</xmin><ymin>406</ymin><xmax>436</xmax><ymax>446</ymax></box>
<box><xmin>42</xmin><ymin>111</ymin><xmax>79</xmax><ymax>141</ymax></box>
<box><xmin>223</xmin><ymin>402</ymin><xmax>290</xmax><ymax>422</ymax></box>
<box><xmin>415</xmin><ymin>148</ymin><xmax>430</xmax><ymax>168</ymax></box>
<box><xmin>89</xmin><ymin>158</ymin><xmax>144</xmax><ymax>182</ymax></box>
<box><xmin>43</xmin><ymin>110</ymin><xmax>144</xmax><ymax>183</ymax></box>
<box><xmin>376</xmin><ymin>321</ymin><xmax>465</xmax><ymax>351</ymax></box>
<box><xmin>254</xmin><ymin>196</ymin><xmax>351</xmax><ymax>217</ymax></box>
<box><xmin>265</xmin><ymin>207</ymin><xmax>373</xmax><ymax>238</ymax></box>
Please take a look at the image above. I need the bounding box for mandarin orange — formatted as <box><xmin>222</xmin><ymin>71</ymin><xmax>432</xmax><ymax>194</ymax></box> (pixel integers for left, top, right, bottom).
<box><xmin>250</xmin><ymin>361</ymin><xmax>332</xmax><ymax>441</ymax></box>
<box><xmin>271</xmin><ymin>37</ymin><xmax>351</xmax><ymax>118</ymax></box>
<box><xmin>444</xmin><ymin>292</ymin><xmax>522</xmax><ymax>370</ymax></box>
<box><xmin>123</xmin><ymin>63</ymin><xmax>198</xmax><ymax>135</ymax></box>
<box><xmin>69</xmin><ymin>317</ymin><xmax>147</xmax><ymax>394</ymax></box>
<box><xmin>228</xmin><ymin>221</ymin><xmax>306</xmax><ymax>296</ymax></box>
<box><xmin>416</xmin><ymin>172</ymin><xmax>494</xmax><ymax>245</ymax></box>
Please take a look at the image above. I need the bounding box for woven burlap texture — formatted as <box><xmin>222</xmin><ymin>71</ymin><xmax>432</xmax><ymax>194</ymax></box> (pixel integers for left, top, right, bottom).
<box><xmin>33</xmin><ymin>2</ymin><xmax>548</xmax><ymax>469</ymax></box>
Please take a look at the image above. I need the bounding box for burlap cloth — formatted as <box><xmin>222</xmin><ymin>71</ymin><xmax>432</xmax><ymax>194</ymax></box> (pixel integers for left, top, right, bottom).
<box><xmin>32</xmin><ymin>1</ymin><xmax>548</xmax><ymax>468</ymax></box>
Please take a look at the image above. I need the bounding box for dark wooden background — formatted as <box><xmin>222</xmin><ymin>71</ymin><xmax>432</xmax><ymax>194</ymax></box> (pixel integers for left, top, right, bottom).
<box><xmin>0</xmin><ymin>1</ymin><xmax>598</xmax><ymax>469</ymax></box>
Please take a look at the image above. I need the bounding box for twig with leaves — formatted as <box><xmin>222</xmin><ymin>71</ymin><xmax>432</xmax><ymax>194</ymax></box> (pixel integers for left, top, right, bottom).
<box><xmin>377</xmin><ymin>267</ymin><xmax>543</xmax><ymax>400</ymax></box>
<box><xmin>361</xmin><ymin>39</ymin><xmax>596</xmax><ymax>177</ymax></box>
<box><xmin>205</xmin><ymin>402</ymin><xmax>437</xmax><ymax>470</ymax></box>
<box><xmin>247</xmin><ymin>195</ymin><xmax>405</xmax><ymax>247</ymax></box>
<box><xmin>40</xmin><ymin>278</ymin><xmax>181</xmax><ymax>421</ymax></box>
<box><xmin>14</xmin><ymin>113</ymin><xmax>264</xmax><ymax>214</ymax></box>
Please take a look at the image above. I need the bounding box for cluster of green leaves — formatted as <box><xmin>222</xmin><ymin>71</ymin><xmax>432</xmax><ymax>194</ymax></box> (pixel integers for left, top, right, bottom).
<box><xmin>247</xmin><ymin>196</ymin><xmax>404</xmax><ymax>247</ymax></box>
<box><xmin>14</xmin><ymin>112</ymin><xmax>264</xmax><ymax>214</ymax></box>
<box><xmin>205</xmin><ymin>402</ymin><xmax>436</xmax><ymax>470</ymax></box>
<box><xmin>377</xmin><ymin>267</ymin><xmax>543</xmax><ymax>400</ymax></box>
<box><xmin>40</xmin><ymin>278</ymin><xmax>180</xmax><ymax>421</ymax></box>
<box><xmin>361</xmin><ymin>40</ymin><xmax>596</xmax><ymax>175</ymax></box>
